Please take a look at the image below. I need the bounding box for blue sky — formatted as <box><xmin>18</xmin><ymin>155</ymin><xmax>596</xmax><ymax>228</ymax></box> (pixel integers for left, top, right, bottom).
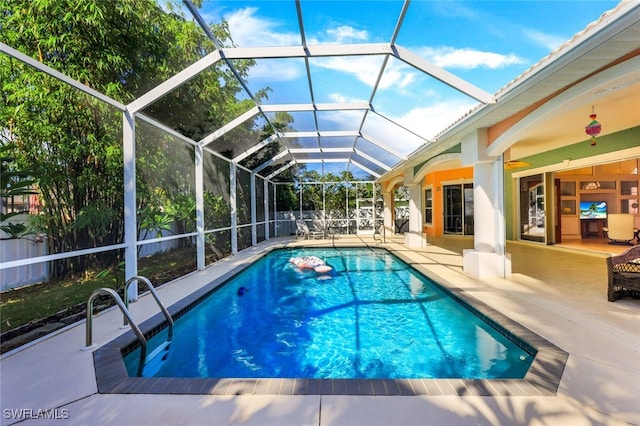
<box><xmin>193</xmin><ymin>1</ymin><xmax>620</xmax><ymax>177</ymax></box>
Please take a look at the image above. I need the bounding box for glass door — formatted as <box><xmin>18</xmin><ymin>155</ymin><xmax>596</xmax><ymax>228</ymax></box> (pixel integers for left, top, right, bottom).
<box><xmin>519</xmin><ymin>174</ymin><xmax>545</xmax><ymax>242</ymax></box>
<box><xmin>443</xmin><ymin>183</ymin><xmax>474</xmax><ymax>235</ymax></box>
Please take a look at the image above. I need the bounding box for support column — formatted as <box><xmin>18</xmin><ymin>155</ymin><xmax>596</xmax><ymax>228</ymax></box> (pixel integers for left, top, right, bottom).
<box><xmin>382</xmin><ymin>190</ymin><xmax>393</xmax><ymax>236</ymax></box>
<box><xmin>404</xmin><ymin>170</ymin><xmax>425</xmax><ymax>248</ymax></box>
<box><xmin>123</xmin><ymin>110</ymin><xmax>138</xmax><ymax>301</ymax></box>
<box><xmin>461</xmin><ymin>130</ymin><xmax>511</xmax><ymax>278</ymax></box>
<box><xmin>195</xmin><ymin>145</ymin><xmax>205</xmax><ymax>270</ymax></box>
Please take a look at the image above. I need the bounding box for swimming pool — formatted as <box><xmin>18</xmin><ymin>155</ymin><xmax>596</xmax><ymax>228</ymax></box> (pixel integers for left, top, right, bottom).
<box><xmin>124</xmin><ymin>248</ymin><xmax>533</xmax><ymax>380</ymax></box>
<box><xmin>95</xmin><ymin>245</ymin><xmax>568</xmax><ymax>396</ymax></box>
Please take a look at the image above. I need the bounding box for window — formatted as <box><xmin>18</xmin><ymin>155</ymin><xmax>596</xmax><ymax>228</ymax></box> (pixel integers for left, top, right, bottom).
<box><xmin>424</xmin><ymin>187</ymin><xmax>433</xmax><ymax>224</ymax></box>
<box><xmin>2</xmin><ymin>194</ymin><xmax>34</xmax><ymax>215</ymax></box>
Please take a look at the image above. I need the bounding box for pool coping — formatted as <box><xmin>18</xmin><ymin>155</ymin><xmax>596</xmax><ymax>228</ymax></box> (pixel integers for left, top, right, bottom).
<box><xmin>93</xmin><ymin>246</ymin><xmax>568</xmax><ymax>397</ymax></box>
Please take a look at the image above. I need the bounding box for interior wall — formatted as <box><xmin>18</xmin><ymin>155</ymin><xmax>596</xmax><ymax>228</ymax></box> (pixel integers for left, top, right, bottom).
<box><xmin>556</xmin><ymin>158</ymin><xmax>640</xmax><ymax>237</ymax></box>
<box><xmin>505</xmin><ymin>126</ymin><xmax>640</xmax><ymax>241</ymax></box>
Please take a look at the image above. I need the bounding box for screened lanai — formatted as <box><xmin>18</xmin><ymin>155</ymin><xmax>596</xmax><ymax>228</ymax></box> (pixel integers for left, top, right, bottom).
<box><xmin>0</xmin><ymin>0</ymin><xmax>500</xmax><ymax>295</ymax></box>
<box><xmin>3</xmin><ymin>4</ymin><xmax>640</xmax><ymax>425</ymax></box>
<box><xmin>1</xmin><ymin>0</ymin><xmax>631</xmax><ymax>301</ymax></box>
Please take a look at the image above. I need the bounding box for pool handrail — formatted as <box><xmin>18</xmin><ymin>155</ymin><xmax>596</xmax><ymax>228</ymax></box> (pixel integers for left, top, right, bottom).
<box><xmin>123</xmin><ymin>275</ymin><xmax>174</xmax><ymax>341</ymax></box>
<box><xmin>85</xmin><ymin>287</ymin><xmax>147</xmax><ymax>377</ymax></box>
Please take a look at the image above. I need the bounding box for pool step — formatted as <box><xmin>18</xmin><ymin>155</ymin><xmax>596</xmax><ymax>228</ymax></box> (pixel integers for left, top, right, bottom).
<box><xmin>143</xmin><ymin>340</ymin><xmax>171</xmax><ymax>377</ymax></box>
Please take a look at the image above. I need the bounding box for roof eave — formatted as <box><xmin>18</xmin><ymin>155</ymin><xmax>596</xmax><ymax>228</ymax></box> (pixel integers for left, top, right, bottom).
<box><xmin>379</xmin><ymin>0</ymin><xmax>640</xmax><ymax>183</ymax></box>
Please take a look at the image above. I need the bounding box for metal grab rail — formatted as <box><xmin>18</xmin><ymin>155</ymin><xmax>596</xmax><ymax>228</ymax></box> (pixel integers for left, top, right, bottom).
<box><xmin>85</xmin><ymin>288</ymin><xmax>147</xmax><ymax>377</ymax></box>
<box><xmin>373</xmin><ymin>222</ymin><xmax>386</xmax><ymax>243</ymax></box>
<box><xmin>123</xmin><ymin>276</ymin><xmax>174</xmax><ymax>341</ymax></box>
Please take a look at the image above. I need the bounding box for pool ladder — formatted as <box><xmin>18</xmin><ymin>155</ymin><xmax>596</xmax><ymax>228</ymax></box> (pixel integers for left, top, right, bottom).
<box><xmin>83</xmin><ymin>276</ymin><xmax>174</xmax><ymax>377</ymax></box>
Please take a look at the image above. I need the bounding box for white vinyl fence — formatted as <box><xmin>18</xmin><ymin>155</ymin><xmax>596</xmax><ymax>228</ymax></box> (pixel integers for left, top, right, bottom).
<box><xmin>1</xmin><ymin>238</ymin><xmax>48</xmax><ymax>291</ymax></box>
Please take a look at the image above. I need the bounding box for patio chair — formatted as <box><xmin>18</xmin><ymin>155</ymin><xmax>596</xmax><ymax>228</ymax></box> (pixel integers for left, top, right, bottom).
<box><xmin>603</xmin><ymin>213</ymin><xmax>638</xmax><ymax>245</ymax></box>
<box><xmin>606</xmin><ymin>245</ymin><xmax>640</xmax><ymax>301</ymax></box>
<box><xmin>296</xmin><ymin>220</ymin><xmax>324</xmax><ymax>239</ymax></box>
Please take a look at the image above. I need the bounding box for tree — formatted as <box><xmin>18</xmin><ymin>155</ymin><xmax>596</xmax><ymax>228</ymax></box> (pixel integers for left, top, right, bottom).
<box><xmin>0</xmin><ymin>0</ymin><xmax>261</xmax><ymax>277</ymax></box>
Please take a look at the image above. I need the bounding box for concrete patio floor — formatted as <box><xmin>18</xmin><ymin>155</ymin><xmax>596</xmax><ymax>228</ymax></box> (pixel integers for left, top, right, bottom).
<box><xmin>1</xmin><ymin>235</ymin><xmax>638</xmax><ymax>425</ymax></box>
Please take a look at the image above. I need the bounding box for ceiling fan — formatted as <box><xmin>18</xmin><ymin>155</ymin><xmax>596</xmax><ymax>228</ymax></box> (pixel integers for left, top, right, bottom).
<box><xmin>504</xmin><ymin>160</ymin><xmax>532</xmax><ymax>170</ymax></box>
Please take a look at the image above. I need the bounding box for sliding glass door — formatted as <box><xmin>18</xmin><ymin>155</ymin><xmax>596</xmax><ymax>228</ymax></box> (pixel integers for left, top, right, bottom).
<box><xmin>443</xmin><ymin>183</ymin><xmax>474</xmax><ymax>235</ymax></box>
<box><xmin>519</xmin><ymin>174</ymin><xmax>545</xmax><ymax>242</ymax></box>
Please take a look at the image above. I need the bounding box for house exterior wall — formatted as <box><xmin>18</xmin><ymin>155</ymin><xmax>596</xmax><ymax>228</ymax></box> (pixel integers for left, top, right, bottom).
<box><xmin>422</xmin><ymin>167</ymin><xmax>474</xmax><ymax>237</ymax></box>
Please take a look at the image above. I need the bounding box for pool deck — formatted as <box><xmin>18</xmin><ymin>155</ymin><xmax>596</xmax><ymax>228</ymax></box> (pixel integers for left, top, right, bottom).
<box><xmin>1</xmin><ymin>236</ymin><xmax>639</xmax><ymax>425</ymax></box>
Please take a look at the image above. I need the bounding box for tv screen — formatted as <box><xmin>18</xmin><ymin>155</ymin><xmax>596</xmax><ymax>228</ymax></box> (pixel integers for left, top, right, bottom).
<box><xmin>579</xmin><ymin>201</ymin><xmax>607</xmax><ymax>219</ymax></box>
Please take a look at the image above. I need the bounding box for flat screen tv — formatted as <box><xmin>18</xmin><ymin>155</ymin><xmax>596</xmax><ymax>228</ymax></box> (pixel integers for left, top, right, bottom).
<box><xmin>579</xmin><ymin>201</ymin><xmax>607</xmax><ymax>220</ymax></box>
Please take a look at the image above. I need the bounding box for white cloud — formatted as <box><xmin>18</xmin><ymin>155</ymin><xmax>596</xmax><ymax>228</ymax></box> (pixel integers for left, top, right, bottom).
<box><xmin>326</xmin><ymin>25</ymin><xmax>368</xmax><ymax>43</ymax></box>
<box><xmin>312</xmin><ymin>56</ymin><xmax>418</xmax><ymax>91</ymax></box>
<box><xmin>216</xmin><ymin>6</ymin><xmax>492</xmax><ymax>139</ymax></box>
<box><xmin>312</xmin><ymin>56</ymin><xmax>381</xmax><ymax>87</ymax></box>
<box><xmin>523</xmin><ymin>29</ymin><xmax>568</xmax><ymax>52</ymax></box>
<box><xmin>356</xmin><ymin>99</ymin><xmax>476</xmax><ymax>153</ymax></box>
<box><xmin>320</xmin><ymin>97</ymin><xmax>476</xmax><ymax>151</ymax></box>
<box><xmin>221</xmin><ymin>9</ymin><xmax>417</xmax><ymax>93</ymax></box>
<box><xmin>324</xmin><ymin>104</ymin><xmax>365</xmax><ymax>119</ymax></box>
<box><xmin>420</xmin><ymin>47</ymin><xmax>526</xmax><ymax>70</ymax></box>
<box><xmin>221</xmin><ymin>8</ymin><xmax>304</xmax><ymax>83</ymax></box>
<box><xmin>380</xmin><ymin>63</ymin><xmax>417</xmax><ymax>91</ymax></box>
<box><xmin>328</xmin><ymin>93</ymin><xmax>349</xmax><ymax>103</ymax></box>
<box><xmin>248</xmin><ymin>59</ymin><xmax>304</xmax><ymax>82</ymax></box>
<box><xmin>397</xmin><ymin>99</ymin><xmax>477</xmax><ymax>140</ymax></box>
<box><xmin>327</xmin><ymin>93</ymin><xmax>371</xmax><ymax>104</ymax></box>
<box><xmin>225</xmin><ymin>7</ymin><xmax>299</xmax><ymax>47</ymax></box>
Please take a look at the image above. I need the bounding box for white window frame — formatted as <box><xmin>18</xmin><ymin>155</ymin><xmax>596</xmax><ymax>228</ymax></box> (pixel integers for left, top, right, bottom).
<box><xmin>423</xmin><ymin>185</ymin><xmax>434</xmax><ymax>226</ymax></box>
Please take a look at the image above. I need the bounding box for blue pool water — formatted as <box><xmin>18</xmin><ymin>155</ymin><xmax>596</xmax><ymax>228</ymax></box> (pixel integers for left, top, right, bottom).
<box><xmin>125</xmin><ymin>248</ymin><xmax>534</xmax><ymax>379</ymax></box>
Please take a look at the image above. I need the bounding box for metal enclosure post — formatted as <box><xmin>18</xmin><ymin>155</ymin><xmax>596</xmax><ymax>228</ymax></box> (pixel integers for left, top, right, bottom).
<box><xmin>264</xmin><ymin>178</ymin><xmax>270</xmax><ymax>240</ymax></box>
<box><xmin>123</xmin><ymin>110</ymin><xmax>138</xmax><ymax>301</ymax></box>
<box><xmin>299</xmin><ymin>181</ymin><xmax>303</xmax><ymax>222</ymax></box>
<box><xmin>322</xmin><ymin>183</ymin><xmax>326</xmax><ymax>232</ymax></box>
<box><xmin>356</xmin><ymin>182</ymin><xmax>360</xmax><ymax>234</ymax></box>
<box><xmin>230</xmin><ymin>162</ymin><xmax>238</xmax><ymax>254</ymax></box>
<box><xmin>250</xmin><ymin>172</ymin><xmax>257</xmax><ymax>246</ymax></box>
<box><xmin>346</xmin><ymin>183</ymin><xmax>349</xmax><ymax>234</ymax></box>
<box><xmin>195</xmin><ymin>145</ymin><xmax>205</xmax><ymax>270</ymax></box>
<box><xmin>274</xmin><ymin>183</ymin><xmax>278</xmax><ymax>237</ymax></box>
<box><xmin>372</xmin><ymin>182</ymin><xmax>377</xmax><ymax>238</ymax></box>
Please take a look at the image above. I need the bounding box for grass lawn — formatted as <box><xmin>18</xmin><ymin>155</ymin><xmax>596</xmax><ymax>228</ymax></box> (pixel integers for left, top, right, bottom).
<box><xmin>1</xmin><ymin>273</ymin><xmax>116</xmax><ymax>333</ymax></box>
<box><xmin>0</xmin><ymin>247</ymin><xmax>199</xmax><ymax>334</ymax></box>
